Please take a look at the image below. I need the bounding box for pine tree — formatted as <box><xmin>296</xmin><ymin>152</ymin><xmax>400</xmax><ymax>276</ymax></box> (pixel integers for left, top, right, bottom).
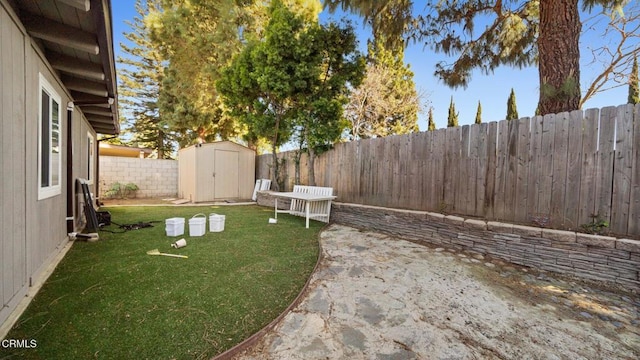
<box><xmin>475</xmin><ymin>101</ymin><xmax>482</xmax><ymax>124</ymax></box>
<box><xmin>146</xmin><ymin>0</ymin><xmax>254</xmax><ymax>146</ymax></box>
<box><xmin>328</xmin><ymin>0</ymin><xmax>631</xmax><ymax>116</ymax></box>
<box><xmin>428</xmin><ymin>108</ymin><xmax>436</xmax><ymax>131</ymax></box>
<box><xmin>629</xmin><ymin>56</ymin><xmax>639</xmax><ymax>105</ymax></box>
<box><xmin>447</xmin><ymin>97</ymin><xmax>458</xmax><ymax>128</ymax></box>
<box><xmin>118</xmin><ymin>0</ymin><xmax>174</xmax><ymax>158</ymax></box>
<box><xmin>506</xmin><ymin>88</ymin><xmax>519</xmax><ymax>120</ymax></box>
<box><xmin>447</xmin><ymin>96</ymin><xmax>458</xmax><ymax>127</ymax></box>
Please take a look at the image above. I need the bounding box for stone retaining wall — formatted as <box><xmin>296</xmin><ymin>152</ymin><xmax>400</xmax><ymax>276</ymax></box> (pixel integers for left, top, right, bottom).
<box><xmin>332</xmin><ymin>202</ymin><xmax>640</xmax><ymax>291</ymax></box>
<box><xmin>256</xmin><ymin>191</ymin><xmax>291</xmax><ymax>210</ymax></box>
<box><xmin>257</xmin><ymin>192</ymin><xmax>639</xmax><ymax>291</ymax></box>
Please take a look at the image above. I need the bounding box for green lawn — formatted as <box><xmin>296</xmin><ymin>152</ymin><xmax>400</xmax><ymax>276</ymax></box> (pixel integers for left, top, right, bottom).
<box><xmin>1</xmin><ymin>205</ymin><xmax>322</xmax><ymax>360</ymax></box>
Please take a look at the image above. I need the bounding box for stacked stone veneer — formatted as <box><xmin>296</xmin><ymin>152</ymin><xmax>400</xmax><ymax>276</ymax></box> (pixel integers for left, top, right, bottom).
<box><xmin>256</xmin><ymin>191</ymin><xmax>291</xmax><ymax>210</ymax></box>
<box><xmin>257</xmin><ymin>192</ymin><xmax>640</xmax><ymax>291</ymax></box>
<box><xmin>333</xmin><ymin>202</ymin><xmax>640</xmax><ymax>291</ymax></box>
<box><xmin>99</xmin><ymin>156</ymin><xmax>178</xmax><ymax>198</ymax></box>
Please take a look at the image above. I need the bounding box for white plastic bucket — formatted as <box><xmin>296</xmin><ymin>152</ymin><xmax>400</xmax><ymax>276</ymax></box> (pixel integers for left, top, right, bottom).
<box><xmin>189</xmin><ymin>214</ymin><xmax>206</xmax><ymax>237</ymax></box>
<box><xmin>171</xmin><ymin>238</ymin><xmax>187</xmax><ymax>248</ymax></box>
<box><xmin>209</xmin><ymin>213</ymin><xmax>226</xmax><ymax>232</ymax></box>
<box><xmin>165</xmin><ymin>217</ymin><xmax>185</xmax><ymax>237</ymax></box>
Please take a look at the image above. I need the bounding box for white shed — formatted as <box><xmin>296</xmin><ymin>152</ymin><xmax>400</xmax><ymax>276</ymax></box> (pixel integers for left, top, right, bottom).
<box><xmin>178</xmin><ymin>141</ymin><xmax>256</xmax><ymax>202</ymax></box>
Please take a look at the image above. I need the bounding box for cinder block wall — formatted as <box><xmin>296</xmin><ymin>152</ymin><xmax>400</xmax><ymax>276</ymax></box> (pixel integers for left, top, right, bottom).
<box><xmin>99</xmin><ymin>156</ymin><xmax>178</xmax><ymax>198</ymax></box>
<box><xmin>257</xmin><ymin>192</ymin><xmax>639</xmax><ymax>292</ymax></box>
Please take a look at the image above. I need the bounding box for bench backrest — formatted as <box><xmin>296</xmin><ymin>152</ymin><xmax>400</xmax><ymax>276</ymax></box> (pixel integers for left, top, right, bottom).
<box><xmin>290</xmin><ymin>185</ymin><xmax>334</xmax><ymax>222</ymax></box>
<box><xmin>292</xmin><ymin>185</ymin><xmax>333</xmax><ymax>196</ymax></box>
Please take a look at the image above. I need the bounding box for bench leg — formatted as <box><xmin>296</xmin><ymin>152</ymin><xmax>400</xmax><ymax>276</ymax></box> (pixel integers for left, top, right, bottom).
<box><xmin>275</xmin><ymin>198</ymin><xmax>278</xmax><ymax>220</ymax></box>
<box><xmin>305</xmin><ymin>201</ymin><xmax>310</xmax><ymax>229</ymax></box>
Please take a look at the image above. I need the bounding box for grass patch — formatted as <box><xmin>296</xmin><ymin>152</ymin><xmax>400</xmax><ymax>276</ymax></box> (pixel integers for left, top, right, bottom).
<box><xmin>1</xmin><ymin>205</ymin><xmax>321</xmax><ymax>359</ymax></box>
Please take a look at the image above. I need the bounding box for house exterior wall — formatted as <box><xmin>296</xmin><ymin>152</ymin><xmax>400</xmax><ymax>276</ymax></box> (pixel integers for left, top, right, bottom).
<box><xmin>25</xmin><ymin>50</ymin><xmax>74</xmax><ymax>279</ymax></box>
<box><xmin>70</xmin><ymin>105</ymin><xmax>97</xmax><ymax>230</ymax></box>
<box><xmin>178</xmin><ymin>142</ymin><xmax>255</xmax><ymax>202</ymax></box>
<box><xmin>0</xmin><ymin>1</ymin><xmax>97</xmax><ymax>329</ymax></box>
<box><xmin>0</xmin><ymin>2</ymin><xmax>28</xmax><ymax>329</ymax></box>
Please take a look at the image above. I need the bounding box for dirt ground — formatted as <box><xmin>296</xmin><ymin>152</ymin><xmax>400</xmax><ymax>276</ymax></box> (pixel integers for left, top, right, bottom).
<box><xmin>99</xmin><ymin>197</ymin><xmax>254</xmax><ymax>206</ymax></box>
<box><xmin>99</xmin><ymin>197</ymin><xmax>176</xmax><ymax>206</ymax></box>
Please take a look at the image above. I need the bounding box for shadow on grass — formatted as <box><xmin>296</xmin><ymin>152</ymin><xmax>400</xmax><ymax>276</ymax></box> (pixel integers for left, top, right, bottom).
<box><xmin>1</xmin><ymin>205</ymin><xmax>321</xmax><ymax>360</ymax></box>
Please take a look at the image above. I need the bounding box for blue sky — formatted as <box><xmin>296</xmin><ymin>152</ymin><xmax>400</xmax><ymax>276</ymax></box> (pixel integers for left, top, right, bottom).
<box><xmin>111</xmin><ymin>2</ymin><xmax>636</xmax><ymax>131</ymax></box>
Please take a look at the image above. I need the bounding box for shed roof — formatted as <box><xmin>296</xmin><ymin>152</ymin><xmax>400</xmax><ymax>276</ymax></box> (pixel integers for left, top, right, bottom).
<box><xmin>181</xmin><ymin>141</ymin><xmax>255</xmax><ymax>153</ymax></box>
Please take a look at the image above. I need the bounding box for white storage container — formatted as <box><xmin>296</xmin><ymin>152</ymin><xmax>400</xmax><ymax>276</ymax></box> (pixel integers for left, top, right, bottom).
<box><xmin>165</xmin><ymin>217</ymin><xmax>185</xmax><ymax>237</ymax></box>
<box><xmin>189</xmin><ymin>214</ymin><xmax>206</xmax><ymax>237</ymax></box>
<box><xmin>209</xmin><ymin>213</ymin><xmax>226</xmax><ymax>232</ymax></box>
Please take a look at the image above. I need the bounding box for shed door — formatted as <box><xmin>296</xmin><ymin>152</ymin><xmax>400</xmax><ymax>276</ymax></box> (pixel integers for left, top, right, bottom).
<box><xmin>214</xmin><ymin>150</ymin><xmax>239</xmax><ymax>198</ymax></box>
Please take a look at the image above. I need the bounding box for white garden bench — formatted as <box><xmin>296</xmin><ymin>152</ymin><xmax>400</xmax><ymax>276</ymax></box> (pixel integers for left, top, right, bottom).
<box><xmin>272</xmin><ymin>185</ymin><xmax>335</xmax><ymax>228</ymax></box>
<box><xmin>252</xmin><ymin>179</ymin><xmax>272</xmax><ymax>201</ymax></box>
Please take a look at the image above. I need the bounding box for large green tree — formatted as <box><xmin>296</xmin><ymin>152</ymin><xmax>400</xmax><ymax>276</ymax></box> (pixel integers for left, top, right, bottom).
<box><xmin>118</xmin><ymin>0</ymin><xmax>174</xmax><ymax>158</ymax></box>
<box><xmin>219</xmin><ymin>1</ymin><xmax>362</xmax><ymax>189</ymax></box>
<box><xmin>145</xmin><ymin>0</ymin><xmax>249</xmax><ymax>146</ymax></box>
<box><xmin>145</xmin><ymin>0</ymin><xmax>325</xmax><ymax>148</ymax></box>
<box><xmin>325</xmin><ymin>0</ymin><xmax>630</xmax><ymax>116</ymax></box>
<box><xmin>291</xmin><ymin>22</ymin><xmax>365</xmax><ymax>185</ymax></box>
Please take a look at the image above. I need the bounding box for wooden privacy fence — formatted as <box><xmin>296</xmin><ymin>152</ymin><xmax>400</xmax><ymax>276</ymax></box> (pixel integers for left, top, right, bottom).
<box><xmin>257</xmin><ymin>104</ymin><xmax>640</xmax><ymax>237</ymax></box>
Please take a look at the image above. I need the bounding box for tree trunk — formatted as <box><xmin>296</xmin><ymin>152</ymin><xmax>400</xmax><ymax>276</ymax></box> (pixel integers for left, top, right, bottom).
<box><xmin>537</xmin><ymin>0</ymin><xmax>581</xmax><ymax>115</ymax></box>
<box><xmin>293</xmin><ymin>150</ymin><xmax>301</xmax><ymax>185</ymax></box>
<box><xmin>270</xmin><ymin>148</ymin><xmax>280</xmax><ymax>192</ymax></box>
<box><xmin>271</xmin><ymin>115</ymin><xmax>281</xmax><ymax>191</ymax></box>
<box><xmin>156</xmin><ymin>130</ymin><xmax>165</xmax><ymax>159</ymax></box>
<box><xmin>308</xmin><ymin>148</ymin><xmax>316</xmax><ymax>186</ymax></box>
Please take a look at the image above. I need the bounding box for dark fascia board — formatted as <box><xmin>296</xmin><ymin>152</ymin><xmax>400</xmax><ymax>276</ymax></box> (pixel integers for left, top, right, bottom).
<box><xmin>91</xmin><ymin>0</ymin><xmax>119</xmax><ymax>134</ymax></box>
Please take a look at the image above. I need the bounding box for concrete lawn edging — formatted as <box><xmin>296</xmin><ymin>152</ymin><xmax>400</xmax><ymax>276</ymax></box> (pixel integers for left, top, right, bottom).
<box><xmin>325</xmin><ymin>202</ymin><xmax>639</xmax><ymax>292</ymax></box>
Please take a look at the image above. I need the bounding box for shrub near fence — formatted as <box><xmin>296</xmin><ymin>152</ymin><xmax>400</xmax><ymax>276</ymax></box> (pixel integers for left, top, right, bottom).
<box><xmin>257</xmin><ymin>104</ymin><xmax>640</xmax><ymax>238</ymax></box>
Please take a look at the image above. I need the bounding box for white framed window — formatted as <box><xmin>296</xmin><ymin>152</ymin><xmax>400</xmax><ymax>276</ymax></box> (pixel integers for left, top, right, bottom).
<box><xmin>87</xmin><ymin>132</ymin><xmax>95</xmax><ymax>184</ymax></box>
<box><xmin>38</xmin><ymin>74</ymin><xmax>62</xmax><ymax>200</ymax></box>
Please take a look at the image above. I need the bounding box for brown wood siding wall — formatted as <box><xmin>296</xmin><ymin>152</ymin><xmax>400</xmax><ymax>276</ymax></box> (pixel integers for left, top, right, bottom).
<box><xmin>258</xmin><ymin>104</ymin><xmax>640</xmax><ymax>238</ymax></box>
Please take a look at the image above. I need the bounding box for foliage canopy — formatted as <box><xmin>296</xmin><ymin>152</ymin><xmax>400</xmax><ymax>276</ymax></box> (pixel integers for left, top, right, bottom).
<box><xmin>324</xmin><ymin>0</ymin><xmax>633</xmax><ymax>116</ymax></box>
<box><xmin>218</xmin><ymin>0</ymin><xmax>364</xmax><ymax>188</ymax></box>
